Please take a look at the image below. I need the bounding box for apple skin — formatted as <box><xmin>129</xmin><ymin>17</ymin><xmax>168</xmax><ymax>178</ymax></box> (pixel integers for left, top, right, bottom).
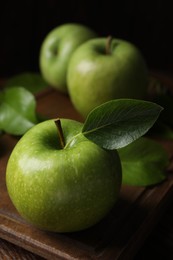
<box><xmin>6</xmin><ymin>119</ymin><xmax>122</xmax><ymax>232</ymax></box>
<box><xmin>39</xmin><ymin>23</ymin><xmax>97</xmax><ymax>93</ymax></box>
<box><xmin>67</xmin><ymin>37</ymin><xmax>149</xmax><ymax>118</ymax></box>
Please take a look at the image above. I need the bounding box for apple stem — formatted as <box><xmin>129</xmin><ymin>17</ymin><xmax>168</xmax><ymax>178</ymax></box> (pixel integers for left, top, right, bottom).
<box><xmin>54</xmin><ymin>118</ymin><xmax>65</xmax><ymax>149</ymax></box>
<box><xmin>106</xmin><ymin>35</ymin><xmax>113</xmax><ymax>55</ymax></box>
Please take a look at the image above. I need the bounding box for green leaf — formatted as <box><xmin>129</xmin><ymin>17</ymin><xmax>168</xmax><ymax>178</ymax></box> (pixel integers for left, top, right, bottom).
<box><xmin>82</xmin><ymin>99</ymin><xmax>163</xmax><ymax>150</ymax></box>
<box><xmin>118</xmin><ymin>137</ymin><xmax>169</xmax><ymax>186</ymax></box>
<box><xmin>4</xmin><ymin>72</ymin><xmax>48</xmax><ymax>94</ymax></box>
<box><xmin>0</xmin><ymin>87</ymin><xmax>38</xmax><ymax>135</ymax></box>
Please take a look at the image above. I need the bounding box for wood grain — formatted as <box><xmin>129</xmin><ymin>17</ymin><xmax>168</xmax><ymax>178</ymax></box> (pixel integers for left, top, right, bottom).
<box><xmin>1</xmin><ymin>85</ymin><xmax>173</xmax><ymax>259</ymax></box>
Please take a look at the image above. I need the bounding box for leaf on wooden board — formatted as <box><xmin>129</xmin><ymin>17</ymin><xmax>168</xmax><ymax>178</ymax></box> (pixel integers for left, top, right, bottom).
<box><xmin>5</xmin><ymin>72</ymin><xmax>48</xmax><ymax>94</ymax></box>
<box><xmin>118</xmin><ymin>137</ymin><xmax>169</xmax><ymax>186</ymax></box>
<box><xmin>0</xmin><ymin>87</ymin><xmax>38</xmax><ymax>135</ymax></box>
<box><xmin>82</xmin><ymin>99</ymin><xmax>163</xmax><ymax>150</ymax></box>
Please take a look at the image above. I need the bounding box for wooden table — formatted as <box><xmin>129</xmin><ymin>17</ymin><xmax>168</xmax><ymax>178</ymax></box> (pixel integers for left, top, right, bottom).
<box><xmin>1</xmin><ymin>71</ymin><xmax>173</xmax><ymax>259</ymax></box>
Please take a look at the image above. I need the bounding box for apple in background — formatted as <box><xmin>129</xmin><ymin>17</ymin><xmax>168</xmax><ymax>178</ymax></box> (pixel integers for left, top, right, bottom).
<box><xmin>67</xmin><ymin>37</ymin><xmax>149</xmax><ymax>118</ymax></box>
<box><xmin>39</xmin><ymin>23</ymin><xmax>97</xmax><ymax>93</ymax></box>
<box><xmin>6</xmin><ymin>119</ymin><xmax>121</xmax><ymax>232</ymax></box>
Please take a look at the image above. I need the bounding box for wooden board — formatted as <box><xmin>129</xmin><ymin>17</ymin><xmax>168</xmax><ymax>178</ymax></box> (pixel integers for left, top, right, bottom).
<box><xmin>1</xmin><ymin>88</ymin><xmax>173</xmax><ymax>260</ymax></box>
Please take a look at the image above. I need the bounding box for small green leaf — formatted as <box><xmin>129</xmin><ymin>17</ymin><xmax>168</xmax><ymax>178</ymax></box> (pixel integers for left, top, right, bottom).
<box><xmin>118</xmin><ymin>137</ymin><xmax>169</xmax><ymax>186</ymax></box>
<box><xmin>82</xmin><ymin>99</ymin><xmax>163</xmax><ymax>150</ymax></box>
<box><xmin>0</xmin><ymin>87</ymin><xmax>38</xmax><ymax>135</ymax></box>
<box><xmin>5</xmin><ymin>72</ymin><xmax>48</xmax><ymax>94</ymax></box>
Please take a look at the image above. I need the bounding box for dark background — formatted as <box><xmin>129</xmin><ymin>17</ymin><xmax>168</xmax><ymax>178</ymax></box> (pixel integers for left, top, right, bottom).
<box><xmin>0</xmin><ymin>0</ymin><xmax>173</xmax><ymax>77</ymax></box>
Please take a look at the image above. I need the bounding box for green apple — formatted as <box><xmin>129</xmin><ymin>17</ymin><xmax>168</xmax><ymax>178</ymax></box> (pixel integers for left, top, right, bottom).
<box><xmin>39</xmin><ymin>23</ymin><xmax>97</xmax><ymax>93</ymax></box>
<box><xmin>6</xmin><ymin>118</ymin><xmax>121</xmax><ymax>232</ymax></box>
<box><xmin>67</xmin><ymin>37</ymin><xmax>149</xmax><ymax>117</ymax></box>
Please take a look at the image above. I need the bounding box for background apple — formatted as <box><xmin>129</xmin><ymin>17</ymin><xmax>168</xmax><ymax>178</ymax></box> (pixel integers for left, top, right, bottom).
<box><xmin>67</xmin><ymin>37</ymin><xmax>149</xmax><ymax>118</ymax></box>
<box><xmin>6</xmin><ymin>118</ymin><xmax>122</xmax><ymax>232</ymax></box>
<box><xmin>39</xmin><ymin>23</ymin><xmax>97</xmax><ymax>93</ymax></box>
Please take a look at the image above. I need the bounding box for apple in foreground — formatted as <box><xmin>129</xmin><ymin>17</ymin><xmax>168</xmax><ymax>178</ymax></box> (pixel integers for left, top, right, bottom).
<box><xmin>39</xmin><ymin>23</ymin><xmax>97</xmax><ymax>93</ymax></box>
<box><xmin>6</xmin><ymin>119</ymin><xmax>122</xmax><ymax>232</ymax></box>
<box><xmin>67</xmin><ymin>37</ymin><xmax>149</xmax><ymax>118</ymax></box>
